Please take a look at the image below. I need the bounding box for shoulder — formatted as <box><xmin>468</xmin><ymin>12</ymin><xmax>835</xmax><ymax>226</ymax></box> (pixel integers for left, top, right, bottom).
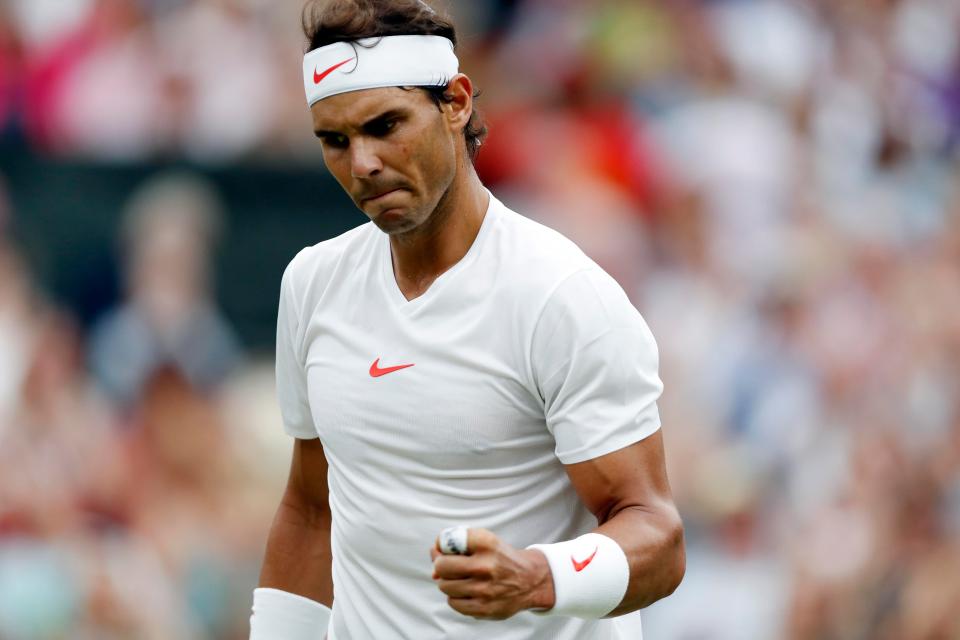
<box><xmin>280</xmin><ymin>221</ymin><xmax>377</xmax><ymax>304</ymax></box>
<box><xmin>489</xmin><ymin>196</ymin><xmax>600</xmax><ymax>300</ymax></box>
<box><xmin>487</xmin><ymin>195</ymin><xmax>648</xmax><ymax>341</ymax></box>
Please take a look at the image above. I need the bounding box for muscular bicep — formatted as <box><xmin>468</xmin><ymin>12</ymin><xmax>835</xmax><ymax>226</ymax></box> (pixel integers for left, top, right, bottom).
<box><xmin>259</xmin><ymin>437</ymin><xmax>333</xmax><ymax>604</ymax></box>
<box><xmin>285</xmin><ymin>437</ymin><xmax>330</xmax><ymax>515</ymax></box>
<box><xmin>564</xmin><ymin>429</ymin><xmax>675</xmax><ymax>527</ymax></box>
<box><xmin>564</xmin><ymin>429</ymin><xmax>685</xmax><ymax>612</ymax></box>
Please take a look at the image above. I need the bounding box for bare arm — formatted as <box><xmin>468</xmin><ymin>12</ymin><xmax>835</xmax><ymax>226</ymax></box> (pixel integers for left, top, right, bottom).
<box><xmin>565</xmin><ymin>428</ymin><xmax>685</xmax><ymax>614</ymax></box>
<box><xmin>258</xmin><ymin>437</ymin><xmax>333</xmax><ymax>606</ymax></box>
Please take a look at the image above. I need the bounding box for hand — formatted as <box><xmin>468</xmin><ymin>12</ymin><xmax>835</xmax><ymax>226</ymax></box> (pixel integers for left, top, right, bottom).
<box><xmin>430</xmin><ymin>528</ymin><xmax>555</xmax><ymax>620</ymax></box>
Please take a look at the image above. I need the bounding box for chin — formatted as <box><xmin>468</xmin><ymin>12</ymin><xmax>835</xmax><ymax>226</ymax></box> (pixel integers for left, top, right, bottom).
<box><xmin>373</xmin><ymin>208</ymin><xmax>417</xmax><ymax>234</ymax></box>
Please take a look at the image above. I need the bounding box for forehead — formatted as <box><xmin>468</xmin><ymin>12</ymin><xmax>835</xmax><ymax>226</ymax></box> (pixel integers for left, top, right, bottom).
<box><xmin>310</xmin><ymin>86</ymin><xmax>432</xmax><ymax>131</ymax></box>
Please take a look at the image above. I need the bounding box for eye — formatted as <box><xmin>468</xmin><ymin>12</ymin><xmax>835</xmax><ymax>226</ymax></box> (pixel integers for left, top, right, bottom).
<box><xmin>321</xmin><ymin>134</ymin><xmax>349</xmax><ymax>149</ymax></box>
<box><xmin>366</xmin><ymin>119</ymin><xmax>397</xmax><ymax>137</ymax></box>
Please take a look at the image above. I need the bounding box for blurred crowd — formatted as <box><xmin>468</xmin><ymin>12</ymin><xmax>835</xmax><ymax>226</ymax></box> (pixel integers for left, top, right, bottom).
<box><xmin>1</xmin><ymin>0</ymin><xmax>960</xmax><ymax>638</ymax></box>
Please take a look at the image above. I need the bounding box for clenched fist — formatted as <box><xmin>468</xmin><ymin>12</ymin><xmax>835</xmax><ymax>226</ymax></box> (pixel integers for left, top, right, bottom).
<box><xmin>430</xmin><ymin>528</ymin><xmax>556</xmax><ymax>620</ymax></box>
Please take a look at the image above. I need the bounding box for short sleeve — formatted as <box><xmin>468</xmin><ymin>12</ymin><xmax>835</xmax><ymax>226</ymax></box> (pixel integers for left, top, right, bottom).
<box><xmin>275</xmin><ymin>262</ymin><xmax>318</xmax><ymax>439</ymax></box>
<box><xmin>532</xmin><ymin>268</ymin><xmax>663</xmax><ymax>464</ymax></box>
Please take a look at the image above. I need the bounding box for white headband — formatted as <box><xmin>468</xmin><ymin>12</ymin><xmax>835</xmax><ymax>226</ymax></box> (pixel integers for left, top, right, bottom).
<box><xmin>302</xmin><ymin>35</ymin><xmax>459</xmax><ymax>107</ymax></box>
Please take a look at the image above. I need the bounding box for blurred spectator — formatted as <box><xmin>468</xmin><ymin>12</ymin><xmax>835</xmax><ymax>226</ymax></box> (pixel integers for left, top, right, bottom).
<box><xmin>0</xmin><ymin>241</ymin><xmax>34</xmax><ymax>426</ymax></box>
<box><xmin>156</xmin><ymin>0</ymin><xmax>283</xmax><ymax>161</ymax></box>
<box><xmin>0</xmin><ymin>4</ymin><xmax>23</xmax><ymax>139</ymax></box>
<box><xmin>0</xmin><ymin>0</ymin><xmax>958</xmax><ymax>638</ymax></box>
<box><xmin>19</xmin><ymin>0</ymin><xmax>158</xmax><ymax>157</ymax></box>
<box><xmin>88</xmin><ymin>171</ymin><xmax>242</xmax><ymax>410</ymax></box>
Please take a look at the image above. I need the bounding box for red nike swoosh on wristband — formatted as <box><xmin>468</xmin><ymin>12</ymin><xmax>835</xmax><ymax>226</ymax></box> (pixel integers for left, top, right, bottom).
<box><xmin>314</xmin><ymin>57</ymin><xmax>355</xmax><ymax>84</ymax></box>
<box><xmin>571</xmin><ymin>547</ymin><xmax>598</xmax><ymax>572</ymax></box>
<box><xmin>369</xmin><ymin>358</ymin><xmax>415</xmax><ymax>377</ymax></box>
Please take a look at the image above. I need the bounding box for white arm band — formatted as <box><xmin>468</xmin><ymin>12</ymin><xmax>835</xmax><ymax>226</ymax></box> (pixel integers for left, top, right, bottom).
<box><xmin>249</xmin><ymin>588</ymin><xmax>331</xmax><ymax>640</ymax></box>
<box><xmin>528</xmin><ymin>533</ymin><xmax>629</xmax><ymax>618</ymax></box>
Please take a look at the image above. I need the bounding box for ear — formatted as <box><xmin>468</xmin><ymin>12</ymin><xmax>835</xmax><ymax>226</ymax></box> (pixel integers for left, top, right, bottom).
<box><xmin>440</xmin><ymin>73</ymin><xmax>474</xmax><ymax>134</ymax></box>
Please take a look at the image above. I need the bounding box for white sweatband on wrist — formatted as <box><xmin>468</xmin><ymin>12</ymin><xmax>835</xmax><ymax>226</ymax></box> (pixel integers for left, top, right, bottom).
<box><xmin>528</xmin><ymin>533</ymin><xmax>629</xmax><ymax>618</ymax></box>
<box><xmin>303</xmin><ymin>35</ymin><xmax>459</xmax><ymax>107</ymax></box>
<box><xmin>249</xmin><ymin>587</ymin><xmax>331</xmax><ymax>639</ymax></box>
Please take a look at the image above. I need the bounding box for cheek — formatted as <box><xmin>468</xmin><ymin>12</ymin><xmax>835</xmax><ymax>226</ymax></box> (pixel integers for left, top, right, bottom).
<box><xmin>322</xmin><ymin>151</ymin><xmax>352</xmax><ymax>185</ymax></box>
<box><xmin>413</xmin><ymin>129</ymin><xmax>456</xmax><ymax>181</ymax></box>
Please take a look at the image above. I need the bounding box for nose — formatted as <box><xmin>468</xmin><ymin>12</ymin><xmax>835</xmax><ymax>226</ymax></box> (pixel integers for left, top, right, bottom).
<box><xmin>350</xmin><ymin>138</ymin><xmax>383</xmax><ymax>179</ymax></box>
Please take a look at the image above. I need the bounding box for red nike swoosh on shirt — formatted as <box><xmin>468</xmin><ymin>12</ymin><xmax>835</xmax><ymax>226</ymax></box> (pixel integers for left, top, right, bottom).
<box><xmin>314</xmin><ymin>57</ymin><xmax>355</xmax><ymax>84</ymax></box>
<box><xmin>571</xmin><ymin>547</ymin><xmax>598</xmax><ymax>572</ymax></box>
<box><xmin>369</xmin><ymin>358</ymin><xmax>415</xmax><ymax>378</ymax></box>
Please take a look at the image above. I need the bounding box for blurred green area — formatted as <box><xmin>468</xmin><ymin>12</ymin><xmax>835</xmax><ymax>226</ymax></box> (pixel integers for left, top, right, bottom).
<box><xmin>3</xmin><ymin>147</ymin><xmax>357</xmax><ymax>350</ymax></box>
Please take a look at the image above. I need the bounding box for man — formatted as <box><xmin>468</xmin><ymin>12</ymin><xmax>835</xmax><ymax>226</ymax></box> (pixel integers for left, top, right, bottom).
<box><xmin>251</xmin><ymin>1</ymin><xmax>684</xmax><ymax>638</ymax></box>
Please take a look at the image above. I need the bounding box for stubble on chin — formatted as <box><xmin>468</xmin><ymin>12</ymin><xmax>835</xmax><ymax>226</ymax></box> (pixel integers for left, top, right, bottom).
<box><xmin>371</xmin><ymin>207</ymin><xmax>418</xmax><ymax>236</ymax></box>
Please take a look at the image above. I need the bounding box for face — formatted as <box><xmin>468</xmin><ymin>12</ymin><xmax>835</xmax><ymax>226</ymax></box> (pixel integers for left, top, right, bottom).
<box><xmin>311</xmin><ymin>83</ymin><xmax>467</xmax><ymax>236</ymax></box>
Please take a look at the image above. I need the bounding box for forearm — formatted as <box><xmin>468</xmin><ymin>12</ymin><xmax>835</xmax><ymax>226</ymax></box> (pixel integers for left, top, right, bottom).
<box><xmin>258</xmin><ymin>496</ymin><xmax>334</xmax><ymax>606</ymax></box>
<box><xmin>597</xmin><ymin>503</ymin><xmax>685</xmax><ymax>614</ymax></box>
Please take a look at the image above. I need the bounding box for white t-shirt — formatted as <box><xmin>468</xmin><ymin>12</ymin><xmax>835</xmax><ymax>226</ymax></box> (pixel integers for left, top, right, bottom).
<box><xmin>275</xmin><ymin>191</ymin><xmax>662</xmax><ymax>640</ymax></box>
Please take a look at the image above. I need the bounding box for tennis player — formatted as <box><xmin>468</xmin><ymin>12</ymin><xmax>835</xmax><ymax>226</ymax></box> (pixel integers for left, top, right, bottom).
<box><xmin>250</xmin><ymin>1</ymin><xmax>684</xmax><ymax>638</ymax></box>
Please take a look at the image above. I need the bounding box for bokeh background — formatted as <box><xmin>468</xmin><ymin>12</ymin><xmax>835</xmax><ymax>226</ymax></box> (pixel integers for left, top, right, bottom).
<box><xmin>1</xmin><ymin>0</ymin><xmax>959</xmax><ymax>638</ymax></box>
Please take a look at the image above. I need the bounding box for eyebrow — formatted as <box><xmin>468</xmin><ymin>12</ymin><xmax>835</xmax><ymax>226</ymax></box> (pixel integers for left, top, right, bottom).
<box><xmin>314</xmin><ymin>108</ymin><xmax>406</xmax><ymax>138</ymax></box>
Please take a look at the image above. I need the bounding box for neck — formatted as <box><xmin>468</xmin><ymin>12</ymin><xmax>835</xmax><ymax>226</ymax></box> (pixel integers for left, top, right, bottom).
<box><xmin>389</xmin><ymin>166</ymin><xmax>489</xmax><ymax>300</ymax></box>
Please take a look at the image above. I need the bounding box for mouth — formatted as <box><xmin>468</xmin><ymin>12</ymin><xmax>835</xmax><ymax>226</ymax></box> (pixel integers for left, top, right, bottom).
<box><xmin>362</xmin><ymin>188</ymin><xmax>403</xmax><ymax>204</ymax></box>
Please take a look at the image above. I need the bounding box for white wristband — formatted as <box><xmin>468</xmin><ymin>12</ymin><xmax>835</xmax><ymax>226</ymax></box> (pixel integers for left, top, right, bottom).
<box><xmin>528</xmin><ymin>533</ymin><xmax>629</xmax><ymax>618</ymax></box>
<box><xmin>249</xmin><ymin>588</ymin><xmax>331</xmax><ymax>639</ymax></box>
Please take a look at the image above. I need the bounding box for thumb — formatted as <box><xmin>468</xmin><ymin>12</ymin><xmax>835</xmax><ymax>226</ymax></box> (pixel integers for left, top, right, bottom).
<box><xmin>465</xmin><ymin>527</ymin><xmax>498</xmax><ymax>554</ymax></box>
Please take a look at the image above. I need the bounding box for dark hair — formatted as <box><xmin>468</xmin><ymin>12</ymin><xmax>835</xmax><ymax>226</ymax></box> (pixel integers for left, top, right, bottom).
<box><xmin>302</xmin><ymin>0</ymin><xmax>487</xmax><ymax>161</ymax></box>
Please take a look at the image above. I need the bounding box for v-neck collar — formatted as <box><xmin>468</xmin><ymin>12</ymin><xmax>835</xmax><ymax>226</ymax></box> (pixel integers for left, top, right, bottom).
<box><xmin>379</xmin><ymin>190</ymin><xmax>499</xmax><ymax>314</ymax></box>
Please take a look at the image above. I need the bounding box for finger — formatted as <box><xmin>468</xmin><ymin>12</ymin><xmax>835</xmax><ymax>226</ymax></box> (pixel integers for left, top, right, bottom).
<box><xmin>464</xmin><ymin>527</ymin><xmax>497</xmax><ymax>554</ymax></box>
<box><xmin>430</xmin><ymin>547</ymin><xmax>441</xmax><ymax>578</ymax></box>
<box><xmin>437</xmin><ymin>526</ymin><xmax>469</xmax><ymax>555</ymax></box>
<box><xmin>433</xmin><ymin>554</ymin><xmax>479</xmax><ymax>580</ymax></box>
<box><xmin>436</xmin><ymin>578</ymin><xmax>483</xmax><ymax>599</ymax></box>
<box><xmin>446</xmin><ymin>596</ymin><xmax>480</xmax><ymax>618</ymax></box>
<box><xmin>436</xmin><ymin>526</ymin><xmax>499</xmax><ymax>555</ymax></box>
<box><xmin>446</xmin><ymin>596</ymin><xmax>506</xmax><ymax>621</ymax></box>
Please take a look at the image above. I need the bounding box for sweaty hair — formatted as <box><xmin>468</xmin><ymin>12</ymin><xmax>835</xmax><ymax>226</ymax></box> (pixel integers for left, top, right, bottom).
<box><xmin>302</xmin><ymin>0</ymin><xmax>487</xmax><ymax>161</ymax></box>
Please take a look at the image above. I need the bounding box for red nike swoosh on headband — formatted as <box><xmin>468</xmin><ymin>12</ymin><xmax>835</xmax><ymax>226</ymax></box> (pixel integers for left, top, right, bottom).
<box><xmin>571</xmin><ymin>547</ymin><xmax>598</xmax><ymax>572</ymax></box>
<box><xmin>314</xmin><ymin>57</ymin><xmax>355</xmax><ymax>84</ymax></box>
<box><xmin>369</xmin><ymin>358</ymin><xmax>415</xmax><ymax>378</ymax></box>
